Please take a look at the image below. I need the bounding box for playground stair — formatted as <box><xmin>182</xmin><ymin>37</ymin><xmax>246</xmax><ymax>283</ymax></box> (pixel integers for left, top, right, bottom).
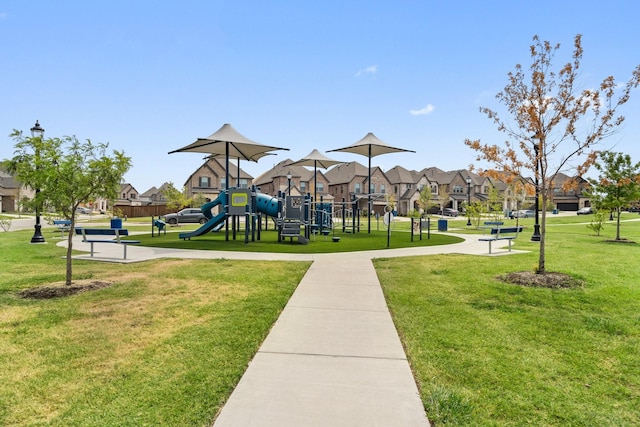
<box><xmin>281</xmin><ymin>220</ymin><xmax>309</xmax><ymax>244</ymax></box>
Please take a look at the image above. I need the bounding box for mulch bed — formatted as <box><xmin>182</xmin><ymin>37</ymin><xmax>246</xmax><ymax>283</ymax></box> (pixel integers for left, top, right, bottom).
<box><xmin>18</xmin><ymin>281</ymin><xmax>113</xmax><ymax>299</ymax></box>
<box><xmin>498</xmin><ymin>271</ymin><xmax>583</xmax><ymax>289</ymax></box>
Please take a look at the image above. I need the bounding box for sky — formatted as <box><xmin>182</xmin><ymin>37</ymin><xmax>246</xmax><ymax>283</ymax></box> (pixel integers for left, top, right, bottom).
<box><xmin>2</xmin><ymin>0</ymin><xmax>640</xmax><ymax>192</ymax></box>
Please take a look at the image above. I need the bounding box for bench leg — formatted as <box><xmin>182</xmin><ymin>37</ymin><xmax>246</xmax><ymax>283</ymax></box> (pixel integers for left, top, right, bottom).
<box><xmin>90</xmin><ymin>242</ymin><xmax>95</xmax><ymax>257</ymax></box>
<box><xmin>488</xmin><ymin>240</ymin><xmax>492</xmax><ymax>254</ymax></box>
<box><xmin>123</xmin><ymin>244</ymin><xmax>127</xmax><ymax>260</ymax></box>
<box><xmin>508</xmin><ymin>240</ymin><xmax>512</xmax><ymax>252</ymax></box>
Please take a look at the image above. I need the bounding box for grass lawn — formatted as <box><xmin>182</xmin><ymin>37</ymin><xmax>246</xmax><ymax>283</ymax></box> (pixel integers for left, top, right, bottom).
<box><xmin>376</xmin><ymin>214</ymin><xmax>640</xmax><ymax>425</ymax></box>
<box><xmin>128</xmin><ymin>216</ymin><xmax>463</xmax><ymax>253</ymax></box>
<box><xmin>2</xmin><ymin>212</ymin><xmax>639</xmax><ymax>425</ymax></box>
<box><xmin>0</xmin><ymin>229</ymin><xmax>309</xmax><ymax>426</ymax></box>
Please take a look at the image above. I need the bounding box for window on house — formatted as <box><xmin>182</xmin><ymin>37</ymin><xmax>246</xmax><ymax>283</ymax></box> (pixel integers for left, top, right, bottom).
<box><xmin>199</xmin><ymin>176</ymin><xmax>210</xmax><ymax>188</ymax></box>
<box><xmin>394</xmin><ymin>185</ymin><xmax>398</xmax><ymax>193</ymax></box>
<box><xmin>300</xmin><ymin>181</ymin><xmax>307</xmax><ymax>192</ymax></box>
<box><xmin>380</xmin><ymin>184</ymin><xmax>385</xmax><ymax>194</ymax></box>
<box><xmin>220</xmin><ymin>178</ymin><xmax>226</xmax><ymax>189</ymax></box>
<box><xmin>406</xmin><ymin>183</ymin><xmax>412</xmax><ymax>190</ymax></box>
<box><xmin>239</xmin><ymin>179</ymin><xmax>248</xmax><ymax>189</ymax></box>
<box><xmin>370</xmin><ymin>183</ymin><xmax>376</xmax><ymax>193</ymax></box>
<box><xmin>129</xmin><ymin>193</ymin><xmax>136</xmax><ymax>199</ymax></box>
<box><xmin>453</xmin><ymin>185</ymin><xmax>463</xmax><ymax>194</ymax></box>
<box><xmin>316</xmin><ymin>183</ymin><xmax>324</xmax><ymax>193</ymax></box>
<box><xmin>431</xmin><ymin>184</ymin><xmax>438</xmax><ymax>194</ymax></box>
<box><xmin>121</xmin><ymin>193</ymin><xmax>126</xmax><ymax>199</ymax></box>
<box><xmin>355</xmin><ymin>183</ymin><xmax>361</xmax><ymax>194</ymax></box>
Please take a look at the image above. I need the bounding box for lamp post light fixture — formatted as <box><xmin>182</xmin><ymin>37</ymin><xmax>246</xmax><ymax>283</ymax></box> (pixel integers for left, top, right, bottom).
<box><xmin>30</xmin><ymin>120</ymin><xmax>46</xmax><ymax>244</ymax></box>
<box><xmin>466</xmin><ymin>176</ymin><xmax>472</xmax><ymax>226</ymax></box>
<box><xmin>531</xmin><ymin>136</ymin><xmax>542</xmax><ymax>242</ymax></box>
<box><xmin>286</xmin><ymin>171</ymin><xmax>292</xmax><ymax>196</ymax></box>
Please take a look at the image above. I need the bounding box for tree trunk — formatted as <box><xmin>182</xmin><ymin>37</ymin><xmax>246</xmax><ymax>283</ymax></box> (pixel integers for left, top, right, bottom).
<box><xmin>65</xmin><ymin>219</ymin><xmax>74</xmax><ymax>286</ymax></box>
<box><xmin>616</xmin><ymin>207</ymin><xmax>622</xmax><ymax>240</ymax></box>
<box><xmin>538</xmin><ymin>194</ymin><xmax>547</xmax><ymax>274</ymax></box>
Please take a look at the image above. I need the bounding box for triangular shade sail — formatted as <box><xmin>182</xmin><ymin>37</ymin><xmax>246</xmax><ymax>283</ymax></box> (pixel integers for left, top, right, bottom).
<box><xmin>168</xmin><ymin>123</ymin><xmax>288</xmax><ymax>161</ymax></box>
<box><xmin>287</xmin><ymin>149</ymin><xmax>342</xmax><ymax>201</ymax></box>
<box><xmin>287</xmin><ymin>149</ymin><xmax>342</xmax><ymax>169</ymax></box>
<box><xmin>327</xmin><ymin>132</ymin><xmax>415</xmax><ymax>157</ymax></box>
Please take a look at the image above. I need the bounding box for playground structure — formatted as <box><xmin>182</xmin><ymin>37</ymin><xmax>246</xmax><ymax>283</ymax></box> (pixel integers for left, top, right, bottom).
<box><xmin>163</xmin><ymin>187</ymin><xmax>346</xmax><ymax>244</ymax></box>
<box><xmin>154</xmin><ymin>187</ymin><xmax>432</xmax><ymax>245</ymax></box>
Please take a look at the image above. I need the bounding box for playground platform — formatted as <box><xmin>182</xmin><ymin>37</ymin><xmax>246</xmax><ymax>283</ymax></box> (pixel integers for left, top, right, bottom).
<box><xmin>62</xmin><ymin>233</ymin><xmax>524</xmax><ymax>426</ymax></box>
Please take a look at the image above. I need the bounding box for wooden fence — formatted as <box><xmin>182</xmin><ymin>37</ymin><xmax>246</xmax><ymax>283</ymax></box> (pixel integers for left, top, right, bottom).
<box><xmin>115</xmin><ymin>205</ymin><xmax>171</xmax><ymax>218</ymax></box>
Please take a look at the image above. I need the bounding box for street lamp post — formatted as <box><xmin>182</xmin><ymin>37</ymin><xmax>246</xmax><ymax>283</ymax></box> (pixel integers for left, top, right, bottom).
<box><xmin>531</xmin><ymin>137</ymin><xmax>541</xmax><ymax>242</ymax></box>
<box><xmin>466</xmin><ymin>177</ymin><xmax>472</xmax><ymax>226</ymax></box>
<box><xmin>30</xmin><ymin>120</ymin><xmax>46</xmax><ymax>244</ymax></box>
<box><xmin>286</xmin><ymin>171</ymin><xmax>292</xmax><ymax>196</ymax></box>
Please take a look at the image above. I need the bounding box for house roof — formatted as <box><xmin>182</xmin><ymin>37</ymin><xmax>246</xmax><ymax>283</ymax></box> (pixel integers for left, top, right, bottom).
<box><xmin>385</xmin><ymin>165</ymin><xmax>421</xmax><ymax>184</ymax></box>
<box><xmin>324</xmin><ymin>161</ymin><xmax>370</xmax><ymax>185</ymax></box>
<box><xmin>0</xmin><ymin>168</ymin><xmax>20</xmax><ymax>190</ymax></box>
<box><xmin>120</xmin><ymin>183</ymin><xmax>138</xmax><ymax>194</ymax></box>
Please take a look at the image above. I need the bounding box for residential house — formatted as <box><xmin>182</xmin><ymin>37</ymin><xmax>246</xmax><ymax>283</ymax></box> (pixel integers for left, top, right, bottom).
<box><xmin>0</xmin><ymin>166</ymin><xmax>32</xmax><ymax>212</ymax></box>
<box><xmin>139</xmin><ymin>183</ymin><xmax>170</xmax><ymax>205</ymax></box>
<box><xmin>118</xmin><ymin>183</ymin><xmax>141</xmax><ymax>205</ymax></box>
<box><xmin>386</xmin><ymin>165</ymin><xmax>430</xmax><ymax>215</ymax></box>
<box><xmin>253</xmin><ymin>159</ymin><xmax>334</xmax><ymax>201</ymax></box>
<box><xmin>325</xmin><ymin>161</ymin><xmax>391</xmax><ymax>215</ymax></box>
<box><xmin>184</xmin><ymin>157</ymin><xmax>253</xmax><ymax>201</ymax></box>
<box><xmin>549</xmin><ymin>172</ymin><xmax>591</xmax><ymax>211</ymax></box>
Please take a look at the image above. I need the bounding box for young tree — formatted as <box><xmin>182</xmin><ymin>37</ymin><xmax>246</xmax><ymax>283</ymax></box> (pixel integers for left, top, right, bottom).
<box><xmin>7</xmin><ymin>131</ymin><xmax>131</xmax><ymax>285</ymax></box>
<box><xmin>416</xmin><ymin>185</ymin><xmax>434</xmax><ymax>217</ymax></box>
<box><xmin>161</xmin><ymin>182</ymin><xmax>191</xmax><ymax>212</ymax></box>
<box><xmin>465</xmin><ymin>34</ymin><xmax>640</xmax><ymax>273</ymax></box>
<box><xmin>487</xmin><ymin>184</ymin><xmax>503</xmax><ymax>221</ymax></box>
<box><xmin>438</xmin><ymin>185</ymin><xmax>450</xmax><ymax>217</ymax></box>
<box><xmin>588</xmin><ymin>151</ymin><xmax>640</xmax><ymax>241</ymax></box>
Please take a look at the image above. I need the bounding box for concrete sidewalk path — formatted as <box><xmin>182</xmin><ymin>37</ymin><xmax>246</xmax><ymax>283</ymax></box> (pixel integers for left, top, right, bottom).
<box><xmin>213</xmin><ymin>255</ymin><xmax>429</xmax><ymax>426</ymax></box>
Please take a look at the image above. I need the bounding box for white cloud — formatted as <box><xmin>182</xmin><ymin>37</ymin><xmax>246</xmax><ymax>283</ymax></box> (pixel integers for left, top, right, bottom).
<box><xmin>409</xmin><ymin>104</ymin><xmax>435</xmax><ymax>116</ymax></box>
<box><xmin>355</xmin><ymin>65</ymin><xmax>377</xmax><ymax>77</ymax></box>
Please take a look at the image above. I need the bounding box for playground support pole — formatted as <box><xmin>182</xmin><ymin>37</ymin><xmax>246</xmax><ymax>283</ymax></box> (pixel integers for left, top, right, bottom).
<box><xmin>342</xmin><ymin>197</ymin><xmax>346</xmax><ymax>232</ymax></box>
<box><xmin>244</xmin><ymin>206</ymin><xmax>249</xmax><ymax>244</ymax></box>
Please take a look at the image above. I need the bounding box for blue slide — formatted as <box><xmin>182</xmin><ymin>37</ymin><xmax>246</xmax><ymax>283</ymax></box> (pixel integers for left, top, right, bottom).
<box><xmin>178</xmin><ymin>192</ymin><xmax>227</xmax><ymax>240</ymax></box>
<box><xmin>178</xmin><ymin>192</ymin><xmax>280</xmax><ymax>240</ymax></box>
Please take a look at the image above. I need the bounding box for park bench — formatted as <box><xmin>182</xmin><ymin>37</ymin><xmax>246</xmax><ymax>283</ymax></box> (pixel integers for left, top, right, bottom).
<box><xmin>478</xmin><ymin>226</ymin><xmax>523</xmax><ymax>254</ymax></box>
<box><xmin>479</xmin><ymin>221</ymin><xmax>504</xmax><ymax>234</ymax></box>
<box><xmin>75</xmin><ymin>227</ymin><xmax>140</xmax><ymax>259</ymax></box>
<box><xmin>53</xmin><ymin>219</ymin><xmax>71</xmax><ymax>238</ymax></box>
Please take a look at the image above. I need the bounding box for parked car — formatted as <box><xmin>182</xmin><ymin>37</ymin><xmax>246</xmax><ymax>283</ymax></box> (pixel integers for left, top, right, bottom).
<box><xmin>512</xmin><ymin>209</ymin><xmax>535</xmax><ymax>218</ymax></box>
<box><xmin>163</xmin><ymin>208</ymin><xmax>207</xmax><ymax>224</ymax></box>
<box><xmin>76</xmin><ymin>207</ymin><xmax>92</xmax><ymax>215</ymax></box>
<box><xmin>439</xmin><ymin>208</ymin><xmax>459</xmax><ymax>217</ymax></box>
<box><xmin>576</xmin><ymin>207</ymin><xmax>593</xmax><ymax>215</ymax></box>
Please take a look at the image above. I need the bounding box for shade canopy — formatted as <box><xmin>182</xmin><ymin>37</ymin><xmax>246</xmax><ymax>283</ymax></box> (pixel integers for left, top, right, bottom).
<box><xmin>327</xmin><ymin>132</ymin><xmax>415</xmax><ymax>158</ymax></box>
<box><xmin>287</xmin><ymin>149</ymin><xmax>342</xmax><ymax>202</ymax></box>
<box><xmin>168</xmin><ymin>123</ymin><xmax>288</xmax><ymax>161</ymax></box>
<box><xmin>287</xmin><ymin>149</ymin><xmax>343</xmax><ymax>169</ymax></box>
<box><xmin>328</xmin><ymin>132</ymin><xmax>415</xmax><ymax>233</ymax></box>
